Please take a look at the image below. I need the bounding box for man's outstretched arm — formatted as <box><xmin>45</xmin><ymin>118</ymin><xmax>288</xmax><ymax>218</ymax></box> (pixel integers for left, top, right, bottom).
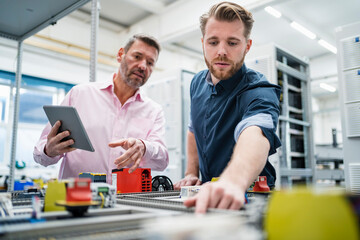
<box><xmin>184</xmin><ymin>126</ymin><xmax>269</xmax><ymax>213</ymax></box>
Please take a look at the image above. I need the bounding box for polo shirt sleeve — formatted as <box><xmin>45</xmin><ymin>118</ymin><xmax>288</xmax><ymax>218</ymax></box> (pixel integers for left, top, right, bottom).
<box><xmin>188</xmin><ymin>73</ymin><xmax>197</xmax><ymax>133</ymax></box>
<box><xmin>188</xmin><ymin>113</ymin><xmax>194</xmax><ymax>133</ymax></box>
<box><xmin>233</xmin><ymin>87</ymin><xmax>281</xmax><ymax>155</ymax></box>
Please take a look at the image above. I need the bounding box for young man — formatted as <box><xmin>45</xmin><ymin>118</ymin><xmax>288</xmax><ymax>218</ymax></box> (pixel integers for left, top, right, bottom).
<box><xmin>34</xmin><ymin>34</ymin><xmax>169</xmax><ymax>183</ymax></box>
<box><xmin>174</xmin><ymin>2</ymin><xmax>281</xmax><ymax>213</ymax></box>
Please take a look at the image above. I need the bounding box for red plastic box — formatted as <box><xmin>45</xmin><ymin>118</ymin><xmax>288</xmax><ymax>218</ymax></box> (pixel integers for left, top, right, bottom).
<box><xmin>112</xmin><ymin>168</ymin><xmax>152</xmax><ymax>194</ymax></box>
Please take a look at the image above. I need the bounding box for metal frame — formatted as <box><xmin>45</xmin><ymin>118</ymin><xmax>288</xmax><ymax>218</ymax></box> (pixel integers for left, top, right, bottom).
<box><xmin>277</xmin><ymin>49</ymin><xmax>314</xmax><ymax>187</ymax></box>
<box><xmin>89</xmin><ymin>0</ymin><xmax>100</xmax><ymax>82</ymax></box>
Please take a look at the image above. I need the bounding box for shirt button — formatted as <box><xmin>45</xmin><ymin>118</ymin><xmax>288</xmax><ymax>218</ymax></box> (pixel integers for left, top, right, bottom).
<box><xmin>203</xmin><ymin>135</ymin><xmax>206</xmax><ymax>139</ymax></box>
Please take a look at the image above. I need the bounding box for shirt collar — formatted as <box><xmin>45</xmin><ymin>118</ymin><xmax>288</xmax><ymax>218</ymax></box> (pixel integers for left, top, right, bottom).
<box><xmin>133</xmin><ymin>89</ymin><xmax>144</xmax><ymax>102</ymax></box>
<box><xmin>205</xmin><ymin>72</ymin><xmax>214</xmax><ymax>86</ymax></box>
<box><xmin>99</xmin><ymin>78</ymin><xmax>144</xmax><ymax>102</ymax></box>
<box><xmin>99</xmin><ymin>80</ymin><xmax>113</xmax><ymax>90</ymax></box>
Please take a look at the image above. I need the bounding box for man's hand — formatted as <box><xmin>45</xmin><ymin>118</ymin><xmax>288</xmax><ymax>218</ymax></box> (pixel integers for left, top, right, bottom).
<box><xmin>44</xmin><ymin>121</ymin><xmax>76</xmax><ymax>157</ymax></box>
<box><xmin>174</xmin><ymin>174</ymin><xmax>202</xmax><ymax>190</ymax></box>
<box><xmin>109</xmin><ymin>138</ymin><xmax>145</xmax><ymax>173</ymax></box>
<box><xmin>183</xmin><ymin>179</ymin><xmax>245</xmax><ymax>214</ymax></box>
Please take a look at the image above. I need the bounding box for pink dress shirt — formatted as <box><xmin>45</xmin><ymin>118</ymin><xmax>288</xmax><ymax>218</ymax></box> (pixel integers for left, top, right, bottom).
<box><xmin>34</xmin><ymin>80</ymin><xmax>169</xmax><ymax>183</ymax></box>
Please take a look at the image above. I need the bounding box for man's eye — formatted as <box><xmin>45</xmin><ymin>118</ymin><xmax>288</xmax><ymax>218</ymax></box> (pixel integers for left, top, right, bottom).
<box><xmin>229</xmin><ymin>42</ymin><xmax>238</xmax><ymax>46</ymax></box>
<box><xmin>209</xmin><ymin>41</ymin><xmax>217</xmax><ymax>45</ymax></box>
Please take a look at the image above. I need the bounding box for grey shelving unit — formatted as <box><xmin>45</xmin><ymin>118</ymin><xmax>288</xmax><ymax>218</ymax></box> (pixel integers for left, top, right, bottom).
<box><xmin>315</xmin><ymin>144</ymin><xmax>344</xmax><ymax>184</ymax></box>
<box><xmin>246</xmin><ymin>44</ymin><xmax>315</xmax><ymax>188</ymax></box>
<box><xmin>0</xmin><ymin>0</ymin><xmax>91</xmax><ymax>191</ymax></box>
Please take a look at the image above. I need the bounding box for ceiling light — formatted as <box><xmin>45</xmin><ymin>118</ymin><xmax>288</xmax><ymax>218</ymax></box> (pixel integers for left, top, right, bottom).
<box><xmin>290</xmin><ymin>21</ymin><xmax>316</xmax><ymax>39</ymax></box>
<box><xmin>264</xmin><ymin>6</ymin><xmax>282</xmax><ymax>18</ymax></box>
<box><xmin>318</xmin><ymin>39</ymin><xmax>337</xmax><ymax>54</ymax></box>
<box><xmin>320</xmin><ymin>83</ymin><xmax>336</xmax><ymax>92</ymax></box>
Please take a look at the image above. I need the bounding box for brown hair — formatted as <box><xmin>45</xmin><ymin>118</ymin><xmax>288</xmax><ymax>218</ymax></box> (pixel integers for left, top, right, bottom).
<box><xmin>124</xmin><ymin>34</ymin><xmax>161</xmax><ymax>54</ymax></box>
<box><xmin>200</xmin><ymin>2</ymin><xmax>254</xmax><ymax>39</ymax></box>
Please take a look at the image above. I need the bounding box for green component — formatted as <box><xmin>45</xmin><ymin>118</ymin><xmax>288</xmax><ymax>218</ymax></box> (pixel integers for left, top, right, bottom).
<box><xmin>98</xmin><ymin>187</ymin><xmax>109</xmax><ymax>193</ymax></box>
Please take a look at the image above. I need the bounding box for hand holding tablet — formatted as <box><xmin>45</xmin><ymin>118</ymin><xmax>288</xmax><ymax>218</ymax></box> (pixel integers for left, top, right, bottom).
<box><xmin>43</xmin><ymin>106</ymin><xmax>95</xmax><ymax>153</ymax></box>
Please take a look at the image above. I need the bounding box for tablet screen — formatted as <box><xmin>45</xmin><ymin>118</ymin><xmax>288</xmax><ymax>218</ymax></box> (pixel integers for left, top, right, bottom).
<box><xmin>43</xmin><ymin>106</ymin><xmax>95</xmax><ymax>152</ymax></box>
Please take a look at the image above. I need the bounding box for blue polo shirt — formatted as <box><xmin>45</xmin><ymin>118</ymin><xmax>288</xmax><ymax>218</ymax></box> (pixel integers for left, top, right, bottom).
<box><xmin>189</xmin><ymin>64</ymin><xmax>281</xmax><ymax>188</ymax></box>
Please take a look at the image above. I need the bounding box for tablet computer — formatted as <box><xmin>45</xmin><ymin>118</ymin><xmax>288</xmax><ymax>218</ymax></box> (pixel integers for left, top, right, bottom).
<box><xmin>43</xmin><ymin>105</ymin><xmax>95</xmax><ymax>152</ymax></box>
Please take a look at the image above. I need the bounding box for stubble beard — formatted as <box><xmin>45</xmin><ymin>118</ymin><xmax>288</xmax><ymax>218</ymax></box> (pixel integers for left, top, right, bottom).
<box><xmin>120</xmin><ymin>60</ymin><xmax>146</xmax><ymax>89</ymax></box>
<box><xmin>205</xmin><ymin>55</ymin><xmax>245</xmax><ymax>81</ymax></box>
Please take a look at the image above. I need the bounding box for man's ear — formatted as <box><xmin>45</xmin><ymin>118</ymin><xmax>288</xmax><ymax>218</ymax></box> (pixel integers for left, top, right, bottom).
<box><xmin>201</xmin><ymin>38</ymin><xmax>205</xmax><ymax>52</ymax></box>
<box><xmin>245</xmin><ymin>39</ymin><xmax>252</xmax><ymax>54</ymax></box>
<box><xmin>117</xmin><ymin>48</ymin><xmax>125</xmax><ymax>63</ymax></box>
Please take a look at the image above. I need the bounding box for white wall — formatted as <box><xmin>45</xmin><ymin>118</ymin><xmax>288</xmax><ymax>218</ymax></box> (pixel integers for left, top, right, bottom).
<box><xmin>312</xmin><ymin>96</ymin><xmax>342</xmax><ymax>145</ymax></box>
<box><xmin>310</xmin><ymin>53</ymin><xmax>338</xmax><ymax>78</ymax></box>
<box><xmin>0</xmin><ymin>38</ymin><xmax>115</xmax><ymax>84</ymax></box>
<box><xmin>309</xmin><ymin>53</ymin><xmax>342</xmax><ymax>145</ymax></box>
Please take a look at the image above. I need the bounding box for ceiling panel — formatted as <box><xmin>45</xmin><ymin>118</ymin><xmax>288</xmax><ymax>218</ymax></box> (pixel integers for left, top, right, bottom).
<box><xmin>81</xmin><ymin>0</ymin><xmax>151</xmax><ymax>27</ymax></box>
<box><xmin>0</xmin><ymin>0</ymin><xmax>90</xmax><ymax>40</ymax></box>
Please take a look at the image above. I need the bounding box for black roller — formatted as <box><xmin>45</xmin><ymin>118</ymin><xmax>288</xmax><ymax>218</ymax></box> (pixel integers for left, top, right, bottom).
<box><xmin>152</xmin><ymin>175</ymin><xmax>174</xmax><ymax>191</ymax></box>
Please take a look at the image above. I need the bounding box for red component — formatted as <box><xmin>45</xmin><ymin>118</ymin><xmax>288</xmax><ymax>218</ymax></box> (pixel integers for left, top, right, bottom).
<box><xmin>112</xmin><ymin>168</ymin><xmax>152</xmax><ymax>193</ymax></box>
<box><xmin>66</xmin><ymin>178</ymin><xmax>92</xmax><ymax>203</ymax></box>
<box><xmin>253</xmin><ymin>176</ymin><xmax>270</xmax><ymax>192</ymax></box>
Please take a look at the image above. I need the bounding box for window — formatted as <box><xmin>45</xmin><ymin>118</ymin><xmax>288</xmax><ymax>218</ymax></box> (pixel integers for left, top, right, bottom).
<box><xmin>0</xmin><ymin>70</ymin><xmax>74</xmax><ymax>169</ymax></box>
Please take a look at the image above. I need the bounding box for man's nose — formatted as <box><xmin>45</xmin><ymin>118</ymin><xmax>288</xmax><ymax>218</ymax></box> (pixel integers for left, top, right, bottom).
<box><xmin>138</xmin><ymin>59</ymin><xmax>147</xmax><ymax>71</ymax></box>
<box><xmin>217</xmin><ymin>42</ymin><xmax>228</xmax><ymax>56</ymax></box>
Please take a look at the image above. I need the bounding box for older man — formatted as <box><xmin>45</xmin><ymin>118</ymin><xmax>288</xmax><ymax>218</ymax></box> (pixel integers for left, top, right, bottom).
<box><xmin>34</xmin><ymin>34</ymin><xmax>169</xmax><ymax>183</ymax></box>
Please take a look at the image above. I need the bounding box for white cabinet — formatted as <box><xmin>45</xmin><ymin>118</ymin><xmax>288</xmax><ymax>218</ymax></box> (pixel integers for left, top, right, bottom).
<box><xmin>143</xmin><ymin>69</ymin><xmax>194</xmax><ymax>184</ymax></box>
<box><xmin>336</xmin><ymin>22</ymin><xmax>360</xmax><ymax>193</ymax></box>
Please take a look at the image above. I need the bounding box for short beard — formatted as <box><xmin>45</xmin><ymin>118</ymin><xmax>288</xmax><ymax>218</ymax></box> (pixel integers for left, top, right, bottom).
<box><xmin>205</xmin><ymin>55</ymin><xmax>244</xmax><ymax>81</ymax></box>
<box><xmin>120</xmin><ymin>60</ymin><xmax>146</xmax><ymax>89</ymax></box>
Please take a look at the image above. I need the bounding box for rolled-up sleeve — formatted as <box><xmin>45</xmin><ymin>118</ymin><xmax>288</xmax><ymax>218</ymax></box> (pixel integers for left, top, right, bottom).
<box><xmin>188</xmin><ymin>113</ymin><xmax>194</xmax><ymax>133</ymax></box>
<box><xmin>234</xmin><ymin>96</ymin><xmax>281</xmax><ymax>155</ymax></box>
